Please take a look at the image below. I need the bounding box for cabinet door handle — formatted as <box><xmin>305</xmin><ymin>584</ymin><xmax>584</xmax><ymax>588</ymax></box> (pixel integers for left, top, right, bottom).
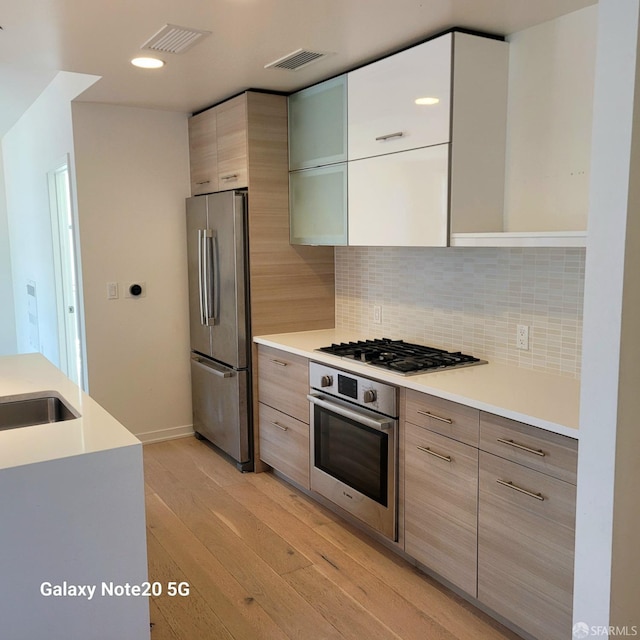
<box><xmin>196</xmin><ymin>180</ymin><xmax>211</xmax><ymax>185</ymax></box>
<box><xmin>270</xmin><ymin>359</ymin><xmax>288</xmax><ymax>367</ymax></box>
<box><xmin>496</xmin><ymin>479</ymin><xmax>545</xmax><ymax>501</ymax></box>
<box><xmin>417</xmin><ymin>445</ymin><xmax>452</xmax><ymax>463</ymax></box>
<box><xmin>416</xmin><ymin>410</ymin><xmax>453</xmax><ymax>424</ymax></box>
<box><xmin>221</xmin><ymin>174</ymin><xmax>238</xmax><ymax>180</ymax></box>
<box><xmin>496</xmin><ymin>438</ymin><xmax>546</xmax><ymax>457</ymax></box>
<box><xmin>271</xmin><ymin>421</ymin><xmax>288</xmax><ymax>432</ymax></box>
<box><xmin>375</xmin><ymin>131</ymin><xmax>404</xmax><ymax>141</ymax></box>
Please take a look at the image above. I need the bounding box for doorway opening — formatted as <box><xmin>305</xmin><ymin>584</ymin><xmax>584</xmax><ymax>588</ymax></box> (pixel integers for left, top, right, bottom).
<box><xmin>48</xmin><ymin>157</ymin><xmax>84</xmax><ymax>387</ymax></box>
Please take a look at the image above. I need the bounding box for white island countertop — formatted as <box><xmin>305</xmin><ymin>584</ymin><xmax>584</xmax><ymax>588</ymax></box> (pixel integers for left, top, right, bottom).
<box><xmin>254</xmin><ymin>329</ymin><xmax>580</xmax><ymax>440</ymax></box>
<box><xmin>0</xmin><ymin>353</ymin><xmax>140</xmax><ymax>471</ymax></box>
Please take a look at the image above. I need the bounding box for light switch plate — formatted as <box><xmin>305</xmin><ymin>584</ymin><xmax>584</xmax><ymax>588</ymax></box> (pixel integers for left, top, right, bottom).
<box><xmin>107</xmin><ymin>282</ymin><xmax>119</xmax><ymax>300</ymax></box>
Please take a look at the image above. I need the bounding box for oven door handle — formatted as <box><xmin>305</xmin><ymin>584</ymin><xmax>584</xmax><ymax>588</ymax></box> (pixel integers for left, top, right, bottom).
<box><xmin>307</xmin><ymin>394</ymin><xmax>393</xmax><ymax>432</ymax></box>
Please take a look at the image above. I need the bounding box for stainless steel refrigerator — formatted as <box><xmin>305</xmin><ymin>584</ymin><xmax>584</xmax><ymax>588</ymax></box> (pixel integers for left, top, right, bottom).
<box><xmin>186</xmin><ymin>190</ymin><xmax>252</xmax><ymax>471</ymax></box>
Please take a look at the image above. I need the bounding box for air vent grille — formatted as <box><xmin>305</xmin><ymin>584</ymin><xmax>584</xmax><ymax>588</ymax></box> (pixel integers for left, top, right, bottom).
<box><xmin>265</xmin><ymin>48</ymin><xmax>328</xmax><ymax>71</ymax></box>
<box><xmin>141</xmin><ymin>24</ymin><xmax>210</xmax><ymax>54</ymax></box>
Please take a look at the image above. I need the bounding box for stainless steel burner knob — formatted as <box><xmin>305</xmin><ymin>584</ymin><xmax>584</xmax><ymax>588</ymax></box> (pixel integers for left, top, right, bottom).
<box><xmin>320</xmin><ymin>375</ymin><xmax>333</xmax><ymax>388</ymax></box>
<box><xmin>363</xmin><ymin>389</ymin><xmax>377</xmax><ymax>403</ymax></box>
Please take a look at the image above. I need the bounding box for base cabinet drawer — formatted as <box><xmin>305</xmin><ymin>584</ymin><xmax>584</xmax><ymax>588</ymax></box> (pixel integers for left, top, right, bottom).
<box><xmin>257</xmin><ymin>345</ymin><xmax>309</xmax><ymax>423</ymax></box>
<box><xmin>405</xmin><ymin>389</ymin><xmax>479</xmax><ymax>446</ymax></box>
<box><xmin>477</xmin><ymin>452</ymin><xmax>576</xmax><ymax>640</ymax></box>
<box><xmin>258</xmin><ymin>403</ymin><xmax>310</xmax><ymax>489</ymax></box>
<box><xmin>404</xmin><ymin>423</ymin><xmax>478</xmax><ymax>595</ymax></box>
<box><xmin>480</xmin><ymin>411</ymin><xmax>578</xmax><ymax>484</ymax></box>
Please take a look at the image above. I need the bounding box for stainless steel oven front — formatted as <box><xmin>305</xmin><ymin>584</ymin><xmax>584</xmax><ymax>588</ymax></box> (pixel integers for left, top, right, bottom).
<box><xmin>308</xmin><ymin>362</ymin><xmax>399</xmax><ymax>541</ymax></box>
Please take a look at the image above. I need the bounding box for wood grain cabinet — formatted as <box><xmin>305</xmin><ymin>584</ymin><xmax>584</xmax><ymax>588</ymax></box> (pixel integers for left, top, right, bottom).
<box><xmin>257</xmin><ymin>345</ymin><xmax>310</xmax><ymax>488</ymax></box>
<box><xmin>477</xmin><ymin>413</ymin><xmax>578</xmax><ymax>640</ymax></box>
<box><xmin>403</xmin><ymin>390</ymin><xmax>480</xmax><ymax>593</ymax></box>
<box><xmin>188</xmin><ymin>108</ymin><xmax>218</xmax><ymax>195</ymax></box>
<box><xmin>188</xmin><ymin>94</ymin><xmax>248</xmax><ymax>195</ymax></box>
<box><xmin>404</xmin><ymin>421</ymin><xmax>479</xmax><ymax>595</ymax></box>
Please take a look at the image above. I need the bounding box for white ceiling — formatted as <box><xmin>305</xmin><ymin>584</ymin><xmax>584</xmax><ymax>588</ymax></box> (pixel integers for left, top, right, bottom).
<box><xmin>0</xmin><ymin>0</ymin><xmax>597</xmax><ymax>138</ymax></box>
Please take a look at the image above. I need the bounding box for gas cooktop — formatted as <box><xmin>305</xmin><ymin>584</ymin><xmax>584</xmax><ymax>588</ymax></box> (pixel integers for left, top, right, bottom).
<box><xmin>316</xmin><ymin>338</ymin><xmax>487</xmax><ymax>376</ymax></box>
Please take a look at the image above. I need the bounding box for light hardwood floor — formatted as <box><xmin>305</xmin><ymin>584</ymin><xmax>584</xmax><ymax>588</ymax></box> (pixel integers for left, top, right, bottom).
<box><xmin>144</xmin><ymin>437</ymin><xmax>522</xmax><ymax>640</ymax></box>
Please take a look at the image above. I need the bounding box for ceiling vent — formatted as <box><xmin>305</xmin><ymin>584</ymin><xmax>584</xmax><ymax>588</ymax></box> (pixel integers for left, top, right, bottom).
<box><xmin>141</xmin><ymin>24</ymin><xmax>211</xmax><ymax>54</ymax></box>
<box><xmin>264</xmin><ymin>48</ymin><xmax>329</xmax><ymax>71</ymax></box>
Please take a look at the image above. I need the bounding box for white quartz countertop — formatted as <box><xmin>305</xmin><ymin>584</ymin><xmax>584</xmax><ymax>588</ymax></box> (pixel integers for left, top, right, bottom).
<box><xmin>0</xmin><ymin>353</ymin><xmax>141</xmax><ymax>471</ymax></box>
<box><xmin>254</xmin><ymin>329</ymin><xmax>580</xmax><ymax>440</ymax></box>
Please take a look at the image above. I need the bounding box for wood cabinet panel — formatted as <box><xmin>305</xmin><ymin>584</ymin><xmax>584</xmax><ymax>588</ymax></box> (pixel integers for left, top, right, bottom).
<box><xmin>478</xmin><ymin>451</ymin><xmax>576</xmax><ymax>640</ymax></box>
<box><xmin>216</xmin><ymin>95</ymin><xmax>248</xmax><ymax>191</ymax></box>
<box><xmin>405</xmin><ymin>389</ymin><xmax>479</xmax><ymax>446</ymax></box>
<box><xmin>480</xmin><ymin>411</ymin><xmax>578</xmax><ymax>484</ymax></box>
<box><xmin>245</xmin><ymin>92</ymin><xmax>335</xmax><ymax>336</ymax></box>
<box><xmin>258</xmin><ymin>402</ymin><xmax>310</xmax><ymax>489</ymax></box>
<box><xmin>404</xmin><ymin>423</ymin><xmax>478</xmax><ymax>595</ymax></box>
<box><xmin>257</xmin><ymin>345</ymin><xmax>309</xmax><ymax>424</ymax></box>
<box><xmin>188</xmin><ymin>109</ymin><xmax>217</xmax><ymax>195</ymax></box>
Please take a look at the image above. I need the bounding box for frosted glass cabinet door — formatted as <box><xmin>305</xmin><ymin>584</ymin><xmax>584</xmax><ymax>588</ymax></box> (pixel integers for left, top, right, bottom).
<box><xmin>290</xmin><ymin>164</ymin><xmax>347</xmax><ymax>245</ymax></box>
<box><xmin>348</xmin><ymin>145</ymin><xmax>449</xmax><ymax>247</ymax></box>
<box><xmin>288</xmin><ymin>75</ymin><xmax>347</xmax><ymax>170</ymax></box>
<box><xmin>348</xmin><ymin>35</ymin><xmax>452</xmax><ymax>161</ymax></box>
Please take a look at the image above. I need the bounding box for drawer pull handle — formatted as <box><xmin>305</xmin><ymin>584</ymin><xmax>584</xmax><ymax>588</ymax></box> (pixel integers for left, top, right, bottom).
<box><xmin>416</xmin><ymin>410</ymin><xmax>453</xmax><ymax>425</ymax></box>
<box><xmin>271</xmin><ymin>359</ymin><xmax>288</xmax><ymax>367</ymax></box>
<box><xmin>417</xmin><ymin>445</ymin><xmax>451</xmax><ymax>463</ymax></box>
<box><xmin>196</xmin><ymin>180</ymin><xmax>211</xmax><ymax>185</ymax></box>
<box><xmin>496</xmin><ymin>438</ymin><xmax>546</xmax><ymax>457</ymax></box>
<box><xmin>221</xmin><ymin>174</ymin><xmax>238</xmax><ymax>180</ymax></box>
<box><xmin>375</xmin><ymin>131</ymin><xmax>404</xmax><ymax>141</ymax></box>
<box><xmin>497</xmin><ymin>479</ymin><xmax>544</xmax><ymax>501</ymax></box>
<box><xmin>271</xmin><ymin>421</ymin><xmax>288</xmax><ymax>432</ymax></box>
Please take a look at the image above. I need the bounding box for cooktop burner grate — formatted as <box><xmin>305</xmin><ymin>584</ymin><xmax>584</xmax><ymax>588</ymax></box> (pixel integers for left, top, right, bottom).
<box><xmin>316</xmin><ymin>338</ymin><xmax>486</xmax><ymax>375</ymax></box>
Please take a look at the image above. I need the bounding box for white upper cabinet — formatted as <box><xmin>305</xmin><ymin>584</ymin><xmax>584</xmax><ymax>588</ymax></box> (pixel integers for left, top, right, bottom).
<box><xmin>348</xmin><ymin>31</ymin><xmax>508</xmax><ymax>246</ymax></box>
<box><xmin>348</xmin><ymin>145</ymin><xmax>448</xmax><ymax>246</ymax></box>
<box><xmin>288</xmin><ymin>30</ymin><xmax>509</xmax><ymax>247</ymax></box>
<box><xmin>348</xmin><ymin>35</ymin><xmax>452</xmax><ymax>161</ymax></box>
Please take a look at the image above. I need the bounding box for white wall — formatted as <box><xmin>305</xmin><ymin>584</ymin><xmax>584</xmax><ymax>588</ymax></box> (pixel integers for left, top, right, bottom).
<box><xmin>0</xmin><ymin>153</ymin><xmax>17</xmax><ymax>355</ymax></box>
<box><xmin>1</xmin><ymin>71</ymin><xmax>98</xmax><ymax>365</ymax></box>
<box><xmin>504</xmin><ymin>5</ymin><xmax>597</xmax><ymax>232</ymax></box>
<box><xmin>72</xmin><ymin>102</ymin><xmax>192</xmax><ymax>440</ymax></box>
<box><xmin>574</xmin><ymin>0</ymin><xmax>640</xmax><ymax>631</ymax></box>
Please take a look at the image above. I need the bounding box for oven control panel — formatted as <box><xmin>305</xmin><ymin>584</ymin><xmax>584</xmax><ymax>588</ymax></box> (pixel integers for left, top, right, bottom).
<box><xmin>309</xmin><ymin>361</ymin><xmax>398</xmax><ymax>418</ymax></box>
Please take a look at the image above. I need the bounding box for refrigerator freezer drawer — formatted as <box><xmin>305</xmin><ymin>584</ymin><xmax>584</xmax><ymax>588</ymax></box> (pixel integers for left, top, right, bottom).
<box><xmin>190</xmin><ymin>354</ymin><xmax>251</xmax><ymax>466</ymax></box>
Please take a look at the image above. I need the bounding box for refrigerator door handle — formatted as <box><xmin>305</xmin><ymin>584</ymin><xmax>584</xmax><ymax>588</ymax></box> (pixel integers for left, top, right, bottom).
<box><xmin>202</xmin><ymin>229</ymin><xmax>215</xmax><ymax>326</ymax></box>
<box><xmin>197</xmin><ymin>229</ymin><xmax>206</xmax><ymax>326</ymax></box>
<box><xmin>211</xmin><ymin>230</ymin><xmax>220</xmax><ymax>323</ymax></box>
<box><xmin>191</xmin><ymin>355</ymin><xmax>233</xmax><ymax>378</ymax></box>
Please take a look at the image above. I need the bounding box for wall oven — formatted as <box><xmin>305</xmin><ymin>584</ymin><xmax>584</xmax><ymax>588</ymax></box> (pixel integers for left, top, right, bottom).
<box><xmin>308</xmin><ymin>362</ymin><xmax>399</xmax><ymax>541</ymax></box>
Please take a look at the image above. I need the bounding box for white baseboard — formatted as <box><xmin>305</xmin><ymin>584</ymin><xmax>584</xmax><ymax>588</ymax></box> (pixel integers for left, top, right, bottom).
<box><xmin>136</xmin><ymin>424</ymin><xmax>194</xmax><ymax>444</ymax></box>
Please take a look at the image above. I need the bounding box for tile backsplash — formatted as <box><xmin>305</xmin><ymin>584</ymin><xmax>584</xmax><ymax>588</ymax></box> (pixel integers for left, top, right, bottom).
<box><xmin>335</xmin><ymin>247</ymin><xmax>585</xmax><ymax>378</ymax></box>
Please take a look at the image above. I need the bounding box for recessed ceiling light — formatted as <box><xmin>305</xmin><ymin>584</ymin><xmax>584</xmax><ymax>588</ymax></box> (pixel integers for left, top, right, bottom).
<box><xmin>131</xmin><ymin>57</ymin><xmax>165</xmax><ymax>69</ymax></box>
<box><xmin>415</xmin><ymin>97</ymin><xmax>440</xmax><ymax>106</ymax></box>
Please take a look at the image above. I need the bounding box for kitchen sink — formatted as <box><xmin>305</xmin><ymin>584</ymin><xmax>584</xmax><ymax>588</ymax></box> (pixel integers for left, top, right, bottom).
<box><xmin>0</xmin><ymin>392</ymin><xmax>79</xmax><ymax>431</ymax></box>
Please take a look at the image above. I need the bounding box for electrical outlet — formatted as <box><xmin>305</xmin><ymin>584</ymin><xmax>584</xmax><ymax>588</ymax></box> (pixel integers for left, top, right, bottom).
<box><xmin>373</xmin><ymin>305</ymin><xmax>382</xmax><ymax>325</ymax></box>
<box><xmin>516</xmin><ymin>324</ymin><xmax>530</xmax><ymax>350</ymax></box>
